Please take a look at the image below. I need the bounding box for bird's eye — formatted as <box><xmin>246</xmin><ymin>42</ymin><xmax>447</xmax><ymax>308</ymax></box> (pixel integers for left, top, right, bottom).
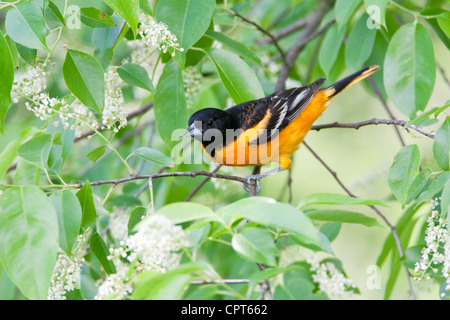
<box><xmin>207</xmin><ymin>119</ymin><xmax>214</xmax><ymax>127</ymax></box>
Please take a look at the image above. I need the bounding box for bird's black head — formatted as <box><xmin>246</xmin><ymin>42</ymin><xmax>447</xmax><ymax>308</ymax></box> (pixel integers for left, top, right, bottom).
<box><xmin>182</xmin><ymin>108</ymin><xmax>237</xmax><ymax>141</ymax></box>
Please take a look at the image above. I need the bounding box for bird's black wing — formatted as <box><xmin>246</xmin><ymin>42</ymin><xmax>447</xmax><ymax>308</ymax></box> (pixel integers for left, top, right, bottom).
<box><xmin>248</xmin><ymin>78</ymin><xmax>326</xmax><ymax>145</ymax></box>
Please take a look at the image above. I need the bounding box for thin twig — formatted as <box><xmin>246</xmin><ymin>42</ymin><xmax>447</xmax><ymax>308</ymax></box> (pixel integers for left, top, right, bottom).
<box><xmin>302</xmin><ymin>140</ymin><xmax>417</xmax><ymax>300</ymax></box>
<box><xmin>256</xmin><ymin>18</ymin><xmax>309</xmax><ymax>45</ymax></box>
<box><xmin>76</xmin><ymin>170</ymin><xmax>247</xmax><ymax>188</ymax></box>
<box><xmin>275</xmin><ymin>15</ymin><xmax>335</xmax><ymax>91</ymax></box>
<box><xmin>367</xmin><ymin>77</ymin><xmax>406</xmax><ymax>146</ymax></box>
<box><xmin>256</xmin><ymin>263</ymin><xmax>273</xmax><ymax>300</ymax></box>
<box><xmin>184</xmin><ymin>165</ymin><xmax>222</xmax><ymax>201</ymax></box>
<box><xmin>231</xmin><ymin>9</ymin><xmax>286</xmax><ymax>64</ymax></box>
<box><xmin>191</xmin><ymin>279</ymin><xmax>250</xmax><ymax>285</ymax></box>
<box><xmin>437</xmin><ymin>62</ymin><xmax>450</xmax><ymax>89</ymax></box>
<box><xmin>311</xmin><ymin>118</ymin><xmax>435</xmax><ymax>139</ymax></box>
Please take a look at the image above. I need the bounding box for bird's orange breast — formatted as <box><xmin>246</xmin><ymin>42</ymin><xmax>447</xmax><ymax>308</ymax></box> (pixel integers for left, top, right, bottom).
<box><xmin>205</xmin><ymin>90</ymin><xmax>329</xmax><ymax>167</ymax></box>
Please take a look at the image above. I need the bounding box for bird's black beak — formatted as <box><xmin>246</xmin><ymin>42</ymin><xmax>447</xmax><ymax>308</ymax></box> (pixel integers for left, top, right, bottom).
<box><xmin>180</xmin><ymin>122</ymin><xmax>202</xmax><ymax>140</ymax></box>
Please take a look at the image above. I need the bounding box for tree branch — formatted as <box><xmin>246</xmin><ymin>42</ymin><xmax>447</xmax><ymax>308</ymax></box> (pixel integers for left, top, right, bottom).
<box><xmin>190</xmin><ymin>279</ymin><xmax>250</xmax><ymax>285</ymax></box>
<box><xmin>75</xmin><ymin>170</ymin><xmax>247</xmax><ymax>188</ymax></box>
<box><xmin>230</xmin><ymin>9</ymin><xmax>286</xmax><ymax>64</ymax></box>
<box><xmin>275</xmin><ymin>1</ymin><xmax>334</xmax><ymax>91</ymax></box>
<box><xmin>302</xmin><ymin>141</ymin><xmax>417</xmax><ymax>300</ymax></box>
<box><xmin>366</xmin><ymin>77</ymin><xmax>406</xmax><ymax>146</ymax></box>
<box><xmin>311</xmin><ymin>118</ymin><xmax>435</xmax><ymax>139</ymax></box>
<box><xmin>184</xmin><ymin>165</ymin><xmax>222</xmax><ymax>201</ymax></box>
<box><xmin>256</xmin><ymin>18</ymin><xmax>309</xmax><ymax>45</ymax></box>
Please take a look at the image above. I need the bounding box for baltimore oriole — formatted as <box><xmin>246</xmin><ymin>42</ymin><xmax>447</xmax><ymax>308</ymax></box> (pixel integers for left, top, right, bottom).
<box><xmin>183</xmin><ymin>66</ymin><xmax>380</xmax><ymax>185</ymax></box>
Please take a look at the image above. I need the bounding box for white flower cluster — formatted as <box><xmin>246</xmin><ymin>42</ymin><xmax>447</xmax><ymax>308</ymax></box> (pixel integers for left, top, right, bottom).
<box><xmin>109</xmin><ymin>210</ymin><xmax>129</xmax><ymax>241</ymax></box>
<box><xmin>95</xmin><ymin>214</ymin><xmax>185</xmax><ymax>300</ymax></box>
<box><xmin>12</xmin><ymin>63</ymin><xmax>64</xmax><ymax>123</ymax></box>
<box><xmin>12</xmin><ymin>63</ymin><xmax>48</xmax><ymax>98</ymax></box>
<box><xmin>307</xmin><ymin>254</ymin><xmax>356</xmax><ymax>299</ymax></box>
<box><xmin>14</xmin><ymin>62</ymin><xmax>127</xmax><ymax>136</ymax></box>
<box><xmin>124</xmin><ymin>214</ymin><xmax>185</xmax><ymax>272</ymax></box>
<box><xmin>414</xmin><ymin>198</ymin><xmax>450</xmax><ymax>298</ymax></box>
<box><xmin>47</xmin><ymin>249</ymin><xmax>84</xmax><ymax>300</ymax></box>
<box><xmin>102</xmin><ymin>67</ymin><xmax>127</xmax><ymax>133</ymax></box>
<box><xmin>183</xmin><ymin>66</ymin><xmax>202</xmax><ymax>108</ymax></box>
<box><xmin>137</xmin><ymin>13</ymin><xmax>183</xmax><ymax>56</ymax></box>
<box><xmin>94</xmin><ymin>259</ymin><xmax>133</xmax><ymax>300</ymax></box>
<box><xmin>55</xmin><ymin>100</ymin><xmax>99</xmax><ymax>137</ymax></box>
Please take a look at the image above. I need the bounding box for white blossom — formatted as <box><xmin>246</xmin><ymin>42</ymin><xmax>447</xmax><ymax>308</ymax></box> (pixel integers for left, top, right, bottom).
<box><xmin>124</xmin><ymin>214</ymin><xmax>185</xmax><ymax>272</ymax></box>
<box><xmin>183</xmin><ymin>66</ymin><xmax>202</xmax><ymax>108</ymax></box>
<box><xmin>109</xmin><ymin>210</ymin><xmax>129</xmax><ymax>241</ymax></box>
<box><xmin>12</xmin><ymin>63</ymin><xmax>47</xmax><ymax>97</ymax></box>
<box><xmin>414</xmin><ymin>197</ymin><xmax>450</xmax><ymax>298</ymax></box>
<box><xmin>94</xmin><ymin>259</ymin><xmax>133</xmax><ymax>300</ymax></box>
<box><xmin>102</xmin><ymin>67</ymin><xmax>127</xmax><ymax>132</ymax></box>
<box><xmin>307</xmin><ymin>254</ymin><xmax>357</xmax><ymax>299</ymax></box>
<box><xmin>94</xmin><ymin>215</ymin><xmax>185</xmax><ymax>299</ymax></box>
<box><xmin>137</xmin><ymin>13</ymin><xmax>183</xmax><ymax>55</ymax></box>
<box><xmin>47</xmin><ymin>249</ymin><xmax>84</xmax><ymax>300</ymax></box>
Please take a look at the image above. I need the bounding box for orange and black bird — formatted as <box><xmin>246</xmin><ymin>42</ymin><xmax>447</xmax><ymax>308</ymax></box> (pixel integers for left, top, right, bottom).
<box><xmin>183</xmin><ymin>66</ymin><xmax>380</xmax><ymax>186</ymax></box>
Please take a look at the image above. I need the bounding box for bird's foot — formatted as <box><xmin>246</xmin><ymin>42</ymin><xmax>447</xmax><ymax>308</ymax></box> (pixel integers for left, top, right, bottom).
<box><xmin>242</xmin><ymin>167</ymin><xmax>285</xmax><ymax>194</ymax></box>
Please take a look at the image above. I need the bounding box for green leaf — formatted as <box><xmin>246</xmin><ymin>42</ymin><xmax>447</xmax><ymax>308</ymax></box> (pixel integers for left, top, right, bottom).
<box><xmin>231</xmin><ymin>227</ymin><xmax>276</xmax><ymax>267</ymax></box>
<box><xmin>405</xmin><ymin>168</ymin><xmax>432</xmax><ymax>205</ymax></box>
<box><xmin>92</xmin><ymin>17</ymin><xmax>121</xmax><ymax>70</ymax></box>
<box><xmin>437</xmin><ymin>12</ymin><xmax>450</xmax><ymax>37</ymax></box>
<box><xmin>128</xmin><ymin>207</ymin><xmax>146</xmax><ymax>235</ymax></box>
<box><xmin>132</xmin><ymin>263</ymin><xmax>207</xmax><ymax>300</ymax></box>
<box><xmin>364</xmin><ymin>0</ymin><xmax>388</xmax><ymax>28</ymax></box>
<box><xmin>0</xmin><ymin>32</ymin><xmax>14</xmax><ymax>134</ymax></box>
<box><xmin>103</xmin><ymin>0</ymin><xmax>139</xmax><ymax>37</ymax></box>
<box><xmin>63</xmin><ymin>49</ymin><xmax>105</xmax><ymax>113</ymax></box>
<box><xmin>433</xmin><ymin>117</ymin><xmax>450</xmax><ymax>171</ymax></box>
<box><xmin>16</xmin><ymin>42</ymin><xmax>37</xmax><ymax>66</ymax></box>
<box><xmin>155</xmin><ymin>0</ymin><xmax>215</xmax><ymax>53</ymax></box>
<box><xmin>0</xmin><ymin>138</ymin><xmax>23</xmax><ymax>180</ymax></box>
<box><xmin>46</xmin><ymin>121</ymin><xmax>75</xmax><ymax>174</ymax></box>
<box><xmin>218</xmin><ymin>197</ymin><xmax>322</xmax><ymax>249</ymax></box>
<box><xmin>0</xmin><ymin>186</ymin><xmax>58</xmax><ymax>300</ymax></box>
<box><xmin>345</xmin><ymin>13</ymin><xmax>377</xmax><ymax>72</ymax></box>
<box><xmin>80</xmin><ymin>7</ymin><xmax>116</xmax><ymax>28</ymax></box>
<box><xmin>439</xmin><ymin>180</ymin><xmax>450</xmax><ymax>218</ymax></box>
<box><xmin>131</xmin><ymin>147</ymin><xmax>174</xmax><ymax>167</ymax></box>
<box><xmin>17</xmin><ymin>133</ymin><xmax>52</xmax><ymax>170</ymax></box>
<box><xmin>384</xmin><ymin>23</ymin><xmax>436</xmax><ymax>118</ymax></box>
<box><xmin>305</xmin><ymin>209</ymin><xmax>380</xmax><ymax>227</ymax></box>
<box><xmin>154</xmin><ymin>60</ymin><xmax>187</xmax><ymax>148</ymax></box>
<box><xmin>417</xmin><ymin>171</ymin><xmax>450</xmax><ymax>204</ymax></box>
<box><xmin>319</xmin><ymin>23</ymin><xmax>346</xmax><ymax>76</ymax></box>
<box><xmin>206</xmin><ymin>48</ymin><xmax>265</xmax><ymax>104</ymax></box>
<box><xmin>405</xmin><ymin>103</ymin><xmax>450</xmax><ymax>129</ymax></box>
<box><xmin>86</xmin><ymin>145</ymin><xmax>106</xmax><ymax>165</ymax></box>
<box><xmin>45</xmin><ymin>1</ymin><xmax>65</xmax><ymax>29</ymax></box>
<box><xmin>297</xmin><ymin>193</ymin><xmax>388</xmax><ymax>208</ymax></box>
<box><xmin>205</xmin><ymin>31</ymin><xmax>263</xmax><ymax>67</ymax></box>
<box><xmin>388</xmin><ymin>144</ymin><xmax>421</xmax><ymax>205</ymax></box>
<box><xmin>5</xmin><ymin>34</ymin><xmax>19</xmax><ymax>70</ymax></box>
<box><xmin>76</xmin><ymin>182</ymin><xmax>97</xmax><ymax>229</ymax></box>
<box><xmin>155</xmin><ymin>202</ymin><xmax>217</xmax><ymax>225</ymax></box>
<box><xmin>5</xmin><ymin>1</ymin><xmax>49</xmax><ymax>51</ymax></box>
<box><xmin>335</xmin><ymin>0</ymin><xmax>362</xmax><ymax>30</ymax></box>
<box><xmin>50</xmin><ymin>190</ymin><xmax>82</xmax><ymax>254</ymax></box>
<box><xmin>89</xmin><ymin>233</ymin><xmax>116</xmax><ymax>274</ymax></box>
<box><xmin>117</xmin><ymin>63</ymin><xmax>154</xmax><ymax>91</ymax></box>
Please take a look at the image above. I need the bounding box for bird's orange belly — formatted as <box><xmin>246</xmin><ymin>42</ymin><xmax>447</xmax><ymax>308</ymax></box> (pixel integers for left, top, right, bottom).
<box><xmin>206</xmin><ymin>92</ymin><xmax>329</xmax><ymax>167</ymax></box>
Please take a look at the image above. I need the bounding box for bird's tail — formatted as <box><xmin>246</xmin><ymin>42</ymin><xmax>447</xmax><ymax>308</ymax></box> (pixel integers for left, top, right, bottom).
<box><xmin>321</xmin><ymin>65</ymin><xmax>380</xmax><ymax>101</ymax></box>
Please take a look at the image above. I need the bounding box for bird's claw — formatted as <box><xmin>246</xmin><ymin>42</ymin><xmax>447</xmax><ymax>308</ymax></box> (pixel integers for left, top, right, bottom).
<box><xmin>243</xmin><ymin>175</ymin><xmax>262</xmax><ymax>194</ymax></box>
